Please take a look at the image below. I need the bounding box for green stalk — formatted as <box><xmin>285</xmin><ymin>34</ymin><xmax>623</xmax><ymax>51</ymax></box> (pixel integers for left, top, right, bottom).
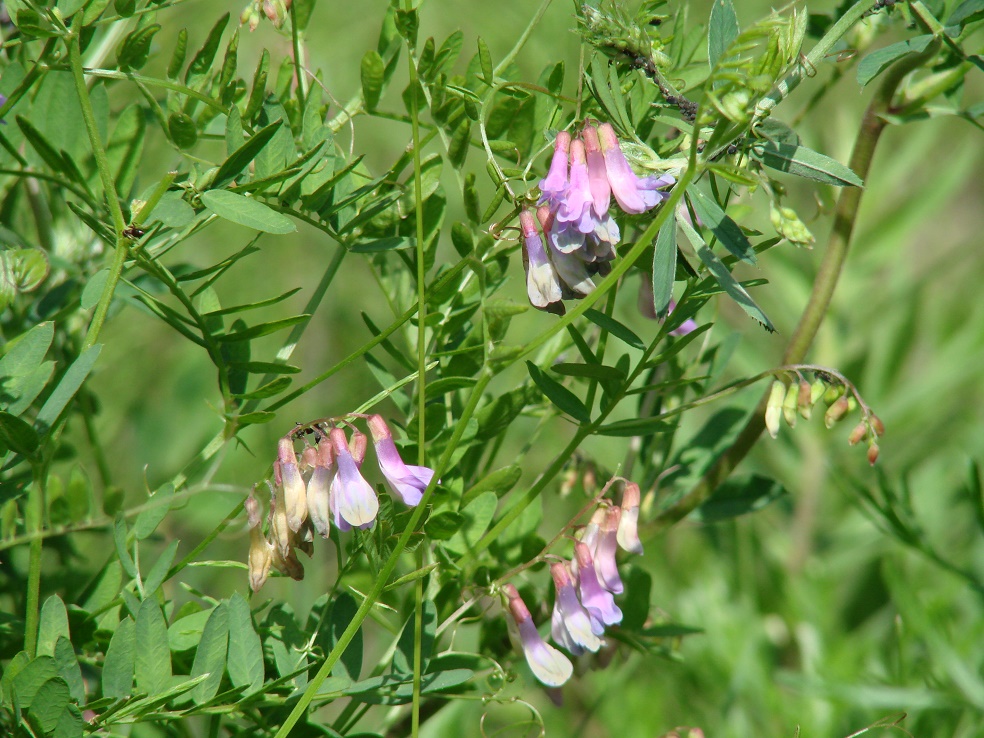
<box><xmin>658</xmin><ymin>38</ymin><xmax>942</xmax><ymax>528</ymax></box>
<box><xmin>68</xmin><ymin>33</ymin><xmax>129</xmax><ymax>351</ymax></box>
<box><xmin>271</xmin><ymin>372</ymin><xmax>492</xmax><ymax>738</ymax></box>
<box><xmin>289</xmin><ymin>0</ymin><xmax>307</xmax><ymax>108</ymax></box>
<box><xmin>23</xmin><ymin>469</ymin><xmax>45</xmax><ymax>657</ymax></box>
<box><xmin>404</xmin><ymin>0</ymin><xmax>428</xmax><ymax>728</ymax></box>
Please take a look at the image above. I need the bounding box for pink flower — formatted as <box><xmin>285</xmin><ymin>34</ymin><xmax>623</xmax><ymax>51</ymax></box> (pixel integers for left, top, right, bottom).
<box><xmin>504</xmin><ymin>584</ymin><xmax>573</xmax><ymax>687</ymax></box>
<box><xmin>328</xmin><ymin>427</ymin><xmax>378</xmax><ymax>530</ymax></box>
<box><xmin>538</xmin><ymin>131</ymin><xmax>571</xmax><ymax>209</ymax></box>
<box><xmin>550</xmin><ymin>563</ymin><xmax>603</xmax><ymax>655</ymax></box>
<box><xmin>581</xmin><ymin>125</ymin><xmax>612</xmax><ymax>219</ymax></box>
<box><xmin>598</xmin><ymin>123</ymin><xmax>674</xmax><ymax>214</ymax></box>
<box><xmin>367</xmin><ymin>414</ymin><xmax>434</xmax><ymax>506</ymax></box>
<box><xmin>574</xmin><ymin>542</ymin><xmax>622</xmax><ymax>628</ymax></box>
<box><xmin>555</xmin><ymin>139</ymin><xmax>597</xmax><ymax>234</ymax></box>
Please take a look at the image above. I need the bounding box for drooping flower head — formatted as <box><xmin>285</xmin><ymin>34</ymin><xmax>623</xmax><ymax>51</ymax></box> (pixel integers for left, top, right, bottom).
<box><xmin>367</xmin><ymin>414</ymin><xmax>434</xmax><ymax>506</ymax></box>
<box><xmin>306</xmin><ymin>436</ymin><xmax>334</xmax><ymax>538</ymax></box>
<box><xmin>550</xmin><ymin>562</ymin><xmax>603</xmax><ymax>655</ymax></box>
<box><xmin>574</xmin><ymin>541</ymin><xmax>623</xmax><ymax>628</ymax></box>
<box><xmin>520</xmin><ymin>209</ymin><xmax>562</xmax><ymax>310</ymax></box>
<box><xmin>504</xmin><ymin>584</ymin><xmax>573</xmax><ymax>687</ymax></box>
<box><xmin>328</xmin><ymin>427</ymin><xmax>378</xmax><ymax>530</ymax></box>
<box><xmin>538</xmin><ymin>131</ymin><xmax>571</xmax><ymax>209</ymax></box>
<box><xmin>276</xmin><ymin>436</ymin><xmax>307</xmax><ymax>532</ymax></box>
<box><xmin>616</xmin><ymin>482</ymin><xmax>644</xmax><ymax>555</ymax></box>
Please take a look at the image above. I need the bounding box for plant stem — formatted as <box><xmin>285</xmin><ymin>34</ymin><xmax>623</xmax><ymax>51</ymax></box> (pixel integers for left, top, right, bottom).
<box><xmin>657</xmin><ymin>39</ymin><xmax>942</xmax><ymax>528</ymax></box>
<box><xmin>23</xmin><ymin>468</ymin><xmax>45</xmax><ymax>657</ymax></box>
<box><xmin>404</xmin><ymin>4</ymin><xmax>428</xmax><ymax>728</ymax></box>
<box><xmin>68</xmin><ymin>33</ymin><xmax>130</xmax><ymax>352</ymax></box>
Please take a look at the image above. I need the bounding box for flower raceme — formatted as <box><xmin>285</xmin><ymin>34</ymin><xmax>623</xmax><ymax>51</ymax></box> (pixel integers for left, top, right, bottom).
<box><xmin>521</xmin><ymin>121</ymin><xmax>675</xmax><ymax>311</ymax></box>
<box><xmin>507</xmin><ymin>487</ymin><xmax>647</xmax><ymax>687</ymax></box>
<box><xmin>245</xmin><ymin>416</ymin><xmax>436</xmax><ymax>591</ymax></box>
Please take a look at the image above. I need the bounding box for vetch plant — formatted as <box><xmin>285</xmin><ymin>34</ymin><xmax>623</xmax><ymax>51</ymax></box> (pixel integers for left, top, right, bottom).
<box><xmin>0</xmin><ymin>0</ymin><xmax>983</xmax><ymax>736</ymax></box>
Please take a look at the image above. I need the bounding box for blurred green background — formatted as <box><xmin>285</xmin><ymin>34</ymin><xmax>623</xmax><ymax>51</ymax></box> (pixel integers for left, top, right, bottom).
<box><xmin>55</xmin><ymin>0</ymin><xmax>984</xmax><ymax>735</ymax></box>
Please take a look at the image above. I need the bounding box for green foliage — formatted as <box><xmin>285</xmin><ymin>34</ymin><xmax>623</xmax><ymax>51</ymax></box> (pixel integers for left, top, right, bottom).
<box><xmin>0</xmin><ymin>0</ymin><xmax>982</xmax><ymax>736</ymax></box>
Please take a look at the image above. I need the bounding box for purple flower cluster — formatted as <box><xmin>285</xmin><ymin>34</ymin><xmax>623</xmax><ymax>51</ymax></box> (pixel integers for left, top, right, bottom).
<box><xmin>505</xmin><ymin>483</ymin><xmax>645</xmax><ymax>687</ymax></box>
<box><xmin>246</xmin><ymin>415</ymin><xmax>435</xmax><ymax>591</ymax></box>
<box><xmin>521</xmin><ymin>123</ymin><xmax>675</xmax><ymax>312</ymax></box>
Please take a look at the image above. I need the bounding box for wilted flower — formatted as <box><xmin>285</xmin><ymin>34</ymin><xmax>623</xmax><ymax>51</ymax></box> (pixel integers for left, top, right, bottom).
<box><xmin>368</xmin><ymin>414</ymin><xmax>434</xmax><ymax>506</ymax></box>
<box><xmin>504</xmin><ymin>584</ymin><xmax>573</xmax><ymax>687</ymax></box>
<box><xmin>520</xmin><ymin>209</ymin><xmax>562</xmax><ymax>310</ymax></box>
<box><xmin>550</xmin><ymin>563</ymin><xmax>603</xmax><ymax>655</ymax></box>
<box><xmin>574</xmin><ymin>541</ymin><xmax>622</xmax><ymax>628</ymax></box>
<box><xmin>276</xmin><ymin>437</ymin><xmax>307</xmax><ymax>532</ymax></box>
<box><xmin>306</xmin><ymin>436</ymin><xmax>333</xmax><ymax>538</ymax></box>
<box><xmin>616</xmin><ymin>482</ymin><xmax>644</xmax><ymax>555</ymax></box>
<box><xmin>246</xmin><ymin>495</ymin><xmax>273</xmax><ymax>592</ymax></box>
<box><xmin>328</xmin><ymin>427</ymin><xmax>379</xmax><ymax>529</ymax></box>
<box><xmin>267</xmin><ymin>481</ymin><xmax>292</xmax><ymax>558</ymax></box>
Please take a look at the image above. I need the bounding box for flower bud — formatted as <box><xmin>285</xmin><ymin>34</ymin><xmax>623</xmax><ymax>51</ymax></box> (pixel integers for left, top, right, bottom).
<box><xmin>870</xmin><ymin>414</ymin><xmax>885</xmax><ymax>437</ymax></box>
<box><xmin>299</xmin><ymin>444</ymin><xmax>318</xmax><ymax>474</ymax></box>
<box><xmin>797</xmin><ymin>379</ymin><xmax>814</xmax><ymax>420</ymax></box>
<box><xmin>848</xmin><ymin>421</ymin><xmax>868</xmax><ymax>446</ymax></box>
<box><xmin>810</xmin><ymin>380</ymin><xmax>826</xmax><ymax>406</ymax></box>
<box><xmin>823</xmin><ymin>383</ymin><xmax>845</xmax><ymax>406</ymax></box>
<box><xmin>824</xmin><ymin>395</ymin><xmax>850</xmax><ymax>428</ymax></box>
<box><xmin>867</xmin><ymin>442</ymin><xmax>880</xmax><ymax>466</ymax></box>
<box><xmin>782</xmin><ymin>381</ymin><xmax>799</xmax><ymax>428</ymax></box>
<box><xmin>765</xmin><ymin>381</ymin><xmax>785</xmax><ymax>439</ymax></box>
<box><xmin>350</xmin><ymin>428</ymin><xmax>368</xmax><ymax>466</ymax></box>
